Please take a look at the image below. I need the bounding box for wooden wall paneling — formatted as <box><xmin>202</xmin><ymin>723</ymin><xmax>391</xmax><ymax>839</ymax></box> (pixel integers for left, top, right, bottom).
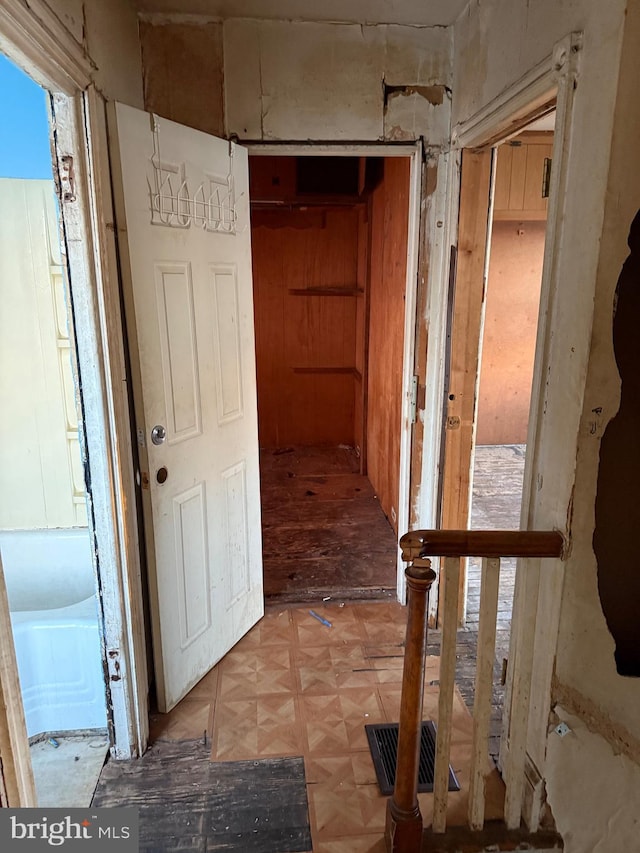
<box><xmin>354</xmin><ymin>205</ymin><xmax>369</xmax><ymax>468</ymax></box>
<box><xmin>441</xmin><ymin>148</ymin><xmax>493</xmax><ymax>620</ymax></box>
<box><xmin>366</xmin><ymin>158</ymin><xmax>411</xmax><ymax>534</ymax></box>
<box><xmin>493</xmin><ymin>132</ymin><xmax>554</xmax><ymax>221</ymax></box>
<box><xmin>251</xmin><ymin>219</ymin><xmax>286</xmax><ymax>446</ymax></box>
<box><xmin>251</xmin><ymin>198</ymin><xmax>361</xmax><ymax>447</ymax></box>
<box><xmin>522</xmin><ymin>143</ymin><xmax>553</xmax><ymax>213</ymax></box>
<box><xmin>249</xmin><ymin>156</ymin><xmax>297</xmax><ymax>201</ymax></box>
<box><xmin>507</xmin><ymin>144</ymin><xmax>527</xmax><ymax>210</ymax></box>
<box><xmin>493</xmin><ymin>145</ymin><xmax>512</xmax><ymax>211</ymax></box>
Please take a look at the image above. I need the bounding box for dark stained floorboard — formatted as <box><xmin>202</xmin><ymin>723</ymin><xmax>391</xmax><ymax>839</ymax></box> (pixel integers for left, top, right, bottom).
<box><xmin>92</xmin><ymin>741</ymin><xmax>311</xmax><ymax>853</ymax></box>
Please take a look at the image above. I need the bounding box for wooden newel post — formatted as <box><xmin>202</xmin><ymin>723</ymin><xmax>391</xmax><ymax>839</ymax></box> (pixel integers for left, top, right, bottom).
<box><xmin>385</xmin><ymin>557</ymin><xmax>437</xmax><ymax>853</ymax></box>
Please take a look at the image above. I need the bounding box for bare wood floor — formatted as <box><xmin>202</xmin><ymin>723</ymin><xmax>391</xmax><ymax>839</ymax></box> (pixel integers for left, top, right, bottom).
<box><xmin>260</xmin><ymin>445</ymin><xmax>398</xmax><ymax>604</ymax></box>
<box><xmin>464</xmin><ymin>443</ymin><xmax>526</xmax><ymax>758</ymax></box>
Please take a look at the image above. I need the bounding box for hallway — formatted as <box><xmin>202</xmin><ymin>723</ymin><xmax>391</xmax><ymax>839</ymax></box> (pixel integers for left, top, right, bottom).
<box><xmin>92</xmin><ymin>445</ymin><xmax>526</xmax><ymax>847</ymax></box>
<box><xmin>96</xmin><ymin>601</ymin><xmax>506</xmax><ymax>852</ymax></box>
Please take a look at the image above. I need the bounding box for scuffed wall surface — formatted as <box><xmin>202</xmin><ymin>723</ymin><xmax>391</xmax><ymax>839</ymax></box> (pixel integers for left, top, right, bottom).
<box><xmin>84</xmin><ymin>0</ymin><xmax>143</xmax><ymax>105</ymax></box>
<box><xmin>139</xmin><ymin>20</ymin><xmax>224</xmax><ymax>135</ymax></box>
<box><xmin>46</xmin><ymin>0</ymin><xmax>84</xmax><ymax>43</ymax></box>
<box><xmin>41</xmin><ymin>0</ymin><xmax>143</xmax><ymax>105</ymax></box>
<box><xmin>224</xmin><ymin>19</ymin><xmax>452</xmax><ymax>141</ymax></box>
<box><xmin>454</xmin><ymin>0</ymin><xmax>640</xmax><ymax>845</ymax></box>
<box><xmin>552</xmin><ymin>0</ymin><xmax>640</xmax><ymax>738</ymax></box>
<box><xmin>546</xmin><ymin>708</ymin><xmax>640</xmax><ymax>853</ymax></box>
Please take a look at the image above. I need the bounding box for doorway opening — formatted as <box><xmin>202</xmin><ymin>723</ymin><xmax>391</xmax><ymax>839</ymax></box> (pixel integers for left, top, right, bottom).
<box><xmin>0</xmin><ymin>53</ymin><xmax>108</xmax><ymax>805</ymax></box>
<box><xmin>468</xmin><ymin>114</ymin><xmax>556</xmax><ymax>638</ymax></box>
<box><xmin>248</xmin><ymin>154</ymin><xmax>413</xmax><ymax>604</ymax></box>
<box><xmin>438</xmin><ymin>105</ymin><xmax>558</xmax><ymax>764</ymax></box>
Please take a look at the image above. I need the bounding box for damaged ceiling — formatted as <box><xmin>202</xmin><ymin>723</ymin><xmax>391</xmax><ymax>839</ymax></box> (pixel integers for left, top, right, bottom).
<box><xmin>134</xmin><ymin>0</ymin><xmax>470</xmax><ymax>27</ymax></box>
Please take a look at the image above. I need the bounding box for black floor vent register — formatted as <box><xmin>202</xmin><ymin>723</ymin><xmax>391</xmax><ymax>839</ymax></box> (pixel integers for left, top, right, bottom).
<box><xmin>365</xmin><ymin>721</ymin><xmax>460</xmax><ymax>796</ymax></box>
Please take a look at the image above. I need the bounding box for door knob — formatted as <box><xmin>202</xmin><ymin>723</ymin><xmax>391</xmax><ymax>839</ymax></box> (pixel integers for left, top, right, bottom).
<box><xmin>151</xmin><ymin>424</ymin><xmax>167</xmax><ymax>445</ymax></box>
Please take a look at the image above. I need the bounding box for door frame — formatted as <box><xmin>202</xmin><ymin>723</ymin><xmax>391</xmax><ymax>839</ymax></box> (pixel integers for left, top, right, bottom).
<box><xmin>0</xmin><ymin>1</ymin><xmax>147</xmax><ymax>763</ymax></box>
<box><xmin>446</xmin><ymin>31</ymin><xmax>582</xmax><ymax>828</ymax></box>
<box><xmin>246</xmin><ymin>142</ymin><xmax>424</xmax><ymax>602</ymax></box>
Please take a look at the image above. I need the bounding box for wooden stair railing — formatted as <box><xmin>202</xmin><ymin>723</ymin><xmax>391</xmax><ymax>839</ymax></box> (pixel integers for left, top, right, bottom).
<box><xmin>385</xmin><ymin>529</ymin><xmax>565</xmax><ymax>853</ymax></box>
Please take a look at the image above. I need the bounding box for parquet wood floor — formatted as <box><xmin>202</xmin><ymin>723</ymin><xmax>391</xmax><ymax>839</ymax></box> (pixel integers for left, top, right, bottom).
<box><xmin>147</xmin><ymin>601</ymin><xmax>505</xmax><ymax>851</ymax></box>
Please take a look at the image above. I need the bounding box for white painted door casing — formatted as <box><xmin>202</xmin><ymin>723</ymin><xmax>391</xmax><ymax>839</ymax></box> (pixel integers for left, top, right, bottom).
<box><xmin>110</xmin><ymin>103</ymin><xmax>264</xmax><ymax>712</ymax></box>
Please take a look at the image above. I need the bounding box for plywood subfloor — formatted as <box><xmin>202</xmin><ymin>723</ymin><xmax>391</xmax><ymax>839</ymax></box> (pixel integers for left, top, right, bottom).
<box><xmin>260</xmin><ymin>446</ymin><xmax>397</xmax><ymax>603</ymax></box>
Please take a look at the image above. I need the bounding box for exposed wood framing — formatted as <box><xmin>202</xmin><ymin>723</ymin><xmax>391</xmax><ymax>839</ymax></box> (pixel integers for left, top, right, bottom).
<box><xmin>409</xmin><ymin>159</ymin><xmax>438</xmax><ymax>529</ymax></box>
<box><xmin>440</xmin><ymin>149</ymin><xmax>493</xmax><ymax>622</ymax></box>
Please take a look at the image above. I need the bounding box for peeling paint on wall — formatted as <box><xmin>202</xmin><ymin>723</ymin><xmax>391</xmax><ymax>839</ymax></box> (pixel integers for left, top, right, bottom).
<box><xmin>546</xmin><ymin>706</ymin><xmax>640</xmax><ymax>853</ymax></box>
<box><xmin>384</xmin><ymin>83</ymin><xmax>447</xmax><ymax>106</ymax></box>
<box><xmin>224</xmin><ymin>19</ymin><xmax>452</xmax><ymax>141</ymax></box>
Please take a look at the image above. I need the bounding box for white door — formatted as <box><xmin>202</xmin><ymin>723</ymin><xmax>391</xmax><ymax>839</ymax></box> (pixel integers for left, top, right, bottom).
<box><xmin>109</xmin><ymin>103</ymin><xmax>263</xmax><ymax>712</ymax></box>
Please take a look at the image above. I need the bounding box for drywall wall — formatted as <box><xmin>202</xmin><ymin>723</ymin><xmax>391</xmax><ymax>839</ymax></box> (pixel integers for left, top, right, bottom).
<box><xmin>226</xmin><ymin>20</ymin><xmax>451</xmax><ymax>142</ymax></box>
<box><xmin>476</xmin><ymin>220</ymin><xmax>545</xmax><ymax>446</ymax></box>
<box><xmin>551</xmin><ymin>0</ymin><xmax>640</xmax><ymax>745</ymax></box>
<box><xmin>46</xmin><ymin>0</ymin><xmax>84</xmax><ymax>43</ymax></box>
<box><xmin>138</xmin><ymin>17</ymin><xmax>452</xmax><ymax>143</ymax></box>
<box><xmin>454</xmin><ymin>0</ymin><xmax>640</xmax><ymax>846</ymax></box>
<box><xmin>33</xmin><ymin>0</ymin><xmax>143</xmax><ymax>105</ymax></box>
<box><xmin>546</xmin><ymin>707</ymin><xmax>640</xmax><ymax>852</ymax></box>
<box><xmin>135</xmin><ymin>0</ymin><xmax>469</xmax><ymax>28</ymax></box>
<box><xmin>83</xmin><ymin>0</ymin><xmax>143</xmax><ymax>105</ymax></box>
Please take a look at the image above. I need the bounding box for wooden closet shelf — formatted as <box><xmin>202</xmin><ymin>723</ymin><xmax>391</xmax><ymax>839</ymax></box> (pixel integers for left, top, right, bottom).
<box><xmin>288</xmin><ymin>287</ymin><xmax>364</xmax><ymax>296</ymax></box>
<box><xmin>292</xmin><ymin>367</ymin><xmax>363</xmax><ymax>381</ymax></box>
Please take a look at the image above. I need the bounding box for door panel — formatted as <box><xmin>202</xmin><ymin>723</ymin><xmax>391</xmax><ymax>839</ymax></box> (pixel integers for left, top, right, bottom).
<box><xmin>109</xmin><ymin>103</ymin><xmax>263</xmax><ymax>711</ymax></box>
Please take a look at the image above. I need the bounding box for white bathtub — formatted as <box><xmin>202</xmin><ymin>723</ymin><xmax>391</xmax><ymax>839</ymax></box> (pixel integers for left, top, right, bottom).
<box><xmin>0</xmin><ymin>529</ymin><xmax>108</xmax><ymax>739</ymax></box>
